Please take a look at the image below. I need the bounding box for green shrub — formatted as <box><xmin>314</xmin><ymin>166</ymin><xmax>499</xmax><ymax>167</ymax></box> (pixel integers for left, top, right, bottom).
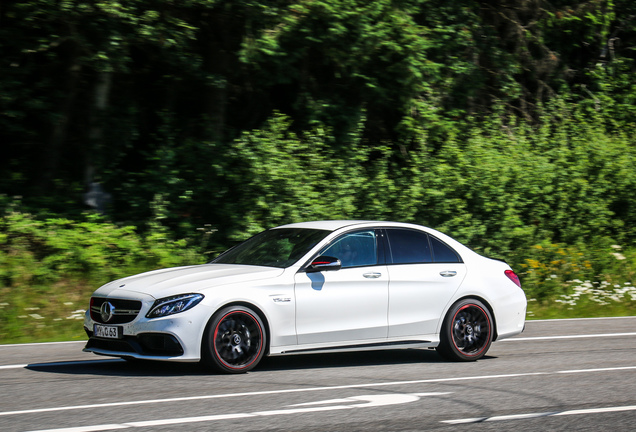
<box><xmin>0</xmin><ymin>206</ymin><xmax>204</xmax><ymax>343</ymax></box>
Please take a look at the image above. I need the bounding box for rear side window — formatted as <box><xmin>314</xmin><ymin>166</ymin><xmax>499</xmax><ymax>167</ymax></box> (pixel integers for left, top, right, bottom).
<box><xmin>386</xmin><ymin>229</ymin><xmax>432</xmax><ymax>264</ymax></box>
<box><xmin>430</xmin><ymin>236</ymin><xmax>462</xmax><ymax>263</ymax></box>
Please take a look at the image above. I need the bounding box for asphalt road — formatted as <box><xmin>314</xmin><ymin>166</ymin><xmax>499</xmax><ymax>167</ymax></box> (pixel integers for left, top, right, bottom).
<box><xmin>1</xmin><ymin>317</ymin><xmax>636</xmax><ymax>432</ymax></box>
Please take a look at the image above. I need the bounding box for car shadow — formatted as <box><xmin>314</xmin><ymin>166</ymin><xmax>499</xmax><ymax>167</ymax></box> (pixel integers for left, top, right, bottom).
<box><xmin>25</xmin><ymin>349</ymin><xmax>496</xmax><ymax>377</ymax></box>
<box><xmin>25</xmin><ymin>358</ymin><xmax>208</xmax><ymax>377</ymax></box>
<box><xmin>258</xmin><ymin>348</ymin><xmax>445</xmax><ymax>371</ymax></box>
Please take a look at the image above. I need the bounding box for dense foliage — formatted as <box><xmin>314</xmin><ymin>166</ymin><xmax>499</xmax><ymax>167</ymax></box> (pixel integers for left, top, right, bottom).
<box><xmin>1</xmin><ymin>1</ymin><xmax>636</xmax><ymax>341</ymax></box>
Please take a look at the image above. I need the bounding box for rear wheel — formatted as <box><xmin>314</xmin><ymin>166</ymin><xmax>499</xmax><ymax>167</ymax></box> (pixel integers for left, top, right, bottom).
<box><xmin>436</xmin><ymin>299</ymin><xmax>493</xmax><ymax>361</ymax></box>
<box><xmin>201</xmin><ymin>306</ymin><xmax>267</xmax><ymax>373</ymax></box>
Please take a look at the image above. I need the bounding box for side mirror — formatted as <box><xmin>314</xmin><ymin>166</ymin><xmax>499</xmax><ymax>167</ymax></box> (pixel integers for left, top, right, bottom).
<box><xmin>306</xmin><ymin>256</ymin><xmax>342</xmax><ymax>273</ymax></box>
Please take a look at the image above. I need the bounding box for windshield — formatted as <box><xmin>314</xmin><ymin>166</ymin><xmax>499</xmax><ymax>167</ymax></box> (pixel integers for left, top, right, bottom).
<box><xmin>212</xmin><ymin>228</ymin><xmax>330</xmax><ymax>268</ymax></box>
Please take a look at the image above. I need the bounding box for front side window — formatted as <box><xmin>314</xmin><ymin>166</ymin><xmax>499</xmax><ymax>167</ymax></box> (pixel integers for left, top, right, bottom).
<box><xmin>319</xmin><ymin>230</ymin><xmax>377</xmax><ymax>268</ymax></box>
<box><xmin>386</xmin><ymin>229</ymin><xmax>432</xmax><ymax>264</ymax></box>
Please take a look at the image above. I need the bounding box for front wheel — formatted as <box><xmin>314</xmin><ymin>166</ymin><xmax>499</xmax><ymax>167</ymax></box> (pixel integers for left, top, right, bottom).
<box><xmin>201</xmin><ymin>306</ymin><xmax>267</xmax><ymax>373</ymax></box>
<box><xmin>436</xmin><ymin>299</ymin><xmax>493</xmax><ymax>361</ymax></box>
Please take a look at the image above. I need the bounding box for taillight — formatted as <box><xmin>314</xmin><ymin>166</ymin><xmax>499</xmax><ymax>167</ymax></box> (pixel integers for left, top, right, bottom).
<box><xmin>505</xmin><ymin>270</ymin><xmax>521</xmax><ymax>288</ymax></box>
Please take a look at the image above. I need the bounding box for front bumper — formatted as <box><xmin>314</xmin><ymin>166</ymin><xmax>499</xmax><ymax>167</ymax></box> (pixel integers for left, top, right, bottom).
<box><xmin>83</xmin><ymin>306</ymin><xmax>209</xmax><ymax>362</ymax></box>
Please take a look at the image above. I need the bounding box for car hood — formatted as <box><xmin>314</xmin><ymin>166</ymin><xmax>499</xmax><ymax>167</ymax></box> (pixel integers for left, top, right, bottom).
<box><xmin>93</xmin><ymin>264</ymin><xmax>285</xmax><ymax>299</ymax></box>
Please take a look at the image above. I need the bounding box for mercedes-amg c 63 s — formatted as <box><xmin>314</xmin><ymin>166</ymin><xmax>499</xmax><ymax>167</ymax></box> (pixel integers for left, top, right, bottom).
<box><xmin>84</xmin><ymin>221</ymin><xmax>527</xmax><ymax>373</ymax></box>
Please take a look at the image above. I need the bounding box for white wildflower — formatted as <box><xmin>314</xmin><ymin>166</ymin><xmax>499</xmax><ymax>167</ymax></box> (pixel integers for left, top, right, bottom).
<box><xmin>66</xmin><ymin>310</ymin><xmax>86</xmax><ymax>320</ymax></box>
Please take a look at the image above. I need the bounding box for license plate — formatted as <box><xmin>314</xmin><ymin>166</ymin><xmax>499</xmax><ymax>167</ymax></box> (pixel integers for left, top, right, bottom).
<box><xmin>94</xmin><ymin>324</ymin><xmax>121</xmax><ymax>339</ymax></box>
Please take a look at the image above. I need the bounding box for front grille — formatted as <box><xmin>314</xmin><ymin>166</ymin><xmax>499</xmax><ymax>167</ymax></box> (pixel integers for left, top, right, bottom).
<box><xmin>85</xmin><ymin>337</ymin><xmax>137</xmax><ymax>353</ymax></box>
<box><xmin>90</xmin><ymin>297</ymin><xmax>142</xmax><ymax>324</ymax></box>
<box><xmin>85</xmin><ymin>333</ymin><xmax>184</xmax><ymax>357</ymax></box>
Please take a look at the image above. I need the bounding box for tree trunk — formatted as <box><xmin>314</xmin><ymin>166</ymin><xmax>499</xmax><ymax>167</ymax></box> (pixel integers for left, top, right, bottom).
<box><xmin>85</xmin><ymin>70</ymin><xmax>113</xmax><ymax>184</ymax></box>
<box><xmin>40</xmin><ymin>43</ymin><xmax>81</xmax><ymax>191</ymax></box>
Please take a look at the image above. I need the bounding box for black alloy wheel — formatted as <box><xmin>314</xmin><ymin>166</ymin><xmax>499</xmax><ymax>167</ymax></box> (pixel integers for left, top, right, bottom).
<box><xmin>436</xmin><ymin>299</ymin><xmax>493</xmax><ymax>361</ymax></box>
<box><xmin>202</xmin><ymin>306</ymin><xmax>267</xmax><ymax>373</ymax></box>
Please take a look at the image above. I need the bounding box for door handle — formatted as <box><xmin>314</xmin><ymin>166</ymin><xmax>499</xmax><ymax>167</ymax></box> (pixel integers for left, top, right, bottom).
<box><xmin>363</xmin><ymin>272</ymin><xmax>382</xmax><ymax>279</ymax></box>
<box><xmin>440</xmin><ymin>270</ymin><xmax>457</xmax><ymax>277</ymax></box>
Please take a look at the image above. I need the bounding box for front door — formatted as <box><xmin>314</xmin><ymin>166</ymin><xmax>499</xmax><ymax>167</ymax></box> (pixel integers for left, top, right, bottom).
<box><xmin>294</xmin><ymin>229</ymin><xmax>389</xmax><ymax>345</ymax></box>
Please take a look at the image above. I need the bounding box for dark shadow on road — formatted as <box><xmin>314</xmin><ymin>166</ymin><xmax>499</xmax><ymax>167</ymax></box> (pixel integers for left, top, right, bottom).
<box><xmin>25</xmin><ymin>349</ymin><xmax>495</xmax><ymax>377</ymax></box>
<box><xmin>25</xmin><ymin>358</ymin><xmax>208</xmax><ymax>376</ymax></box>
<box><xmin>258</xmin><ymin>348</ymin><xmax>447</xmax><ymax>371</ymax></box>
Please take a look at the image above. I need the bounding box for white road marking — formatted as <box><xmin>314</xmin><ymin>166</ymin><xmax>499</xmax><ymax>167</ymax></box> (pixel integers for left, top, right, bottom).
<box><xmin>0</xmin><ymin>359</ymin><xmax>122</xmax><ymax>370</ymax></box>
<box><xmin>442</xmin><ymin>405</ymin><xmax>636</xmax><ymax>424</ymax></box>
<box><xmin>557</xmin><ymin>405</ymin><xmax>636</xmax><ymax>416</ymax></box>
<box><xmin>288</xmin><ymin>393</ymin><xmax>450</xmax><ymax>407</ymax></box>
<box><xmin>558</xmin><ymin>366</ymin><xmax>636</xmax><ymax>374</ymax></box>
<box><xmin>32</xmin><ymin>359</ymin><xmax>123</xmax><ymax>367</ymax></box>
<box><xmin>529</xmin><ymin>316</ymin><xmax>636</xmax><ymax>322</ymax></box>
<box><xmin>442</xmin><ymin>412</ymin><xmax>555</xmax><ymax>424</ymax></box>
<box><xmin>0</xmin><ymin>340</ymin><xmax>86</xmax><ymax>348</ymax></box>
<box><xmin>0</xmin><ymin>373</ymin><xmax>538</xmax><ymax>417</ymax></box>
<box><xmin>29</xmin><ymin>426</ymin><xmax>130</xmax><ymax>432</ymax></box>
<box><xmin>123</xmin><ymin>413</ymin><xmax>255</xmax><ymax>427</ymax></box>
<box><xmin>3</xmin><ymin>367</ymin><xmax>634</xmax><ymax>418</ymax></box>
<box><xmin>0</xmin><ymin>364</ymin><xmax>28</xmax><ymax>370</ymax></box>
<box><xmin>503</xmin><ymin>332</ymin><xmax>636</xmax><ymax>342</ymax></box>
<box><xmin>26</xmin><ymin>393</ymin><xmax>440</xmax><ymax>432</ymax></box>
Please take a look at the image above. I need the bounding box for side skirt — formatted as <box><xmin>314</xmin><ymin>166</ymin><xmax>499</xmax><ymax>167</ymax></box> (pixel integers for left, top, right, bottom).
<box><xmin>276</xmin><ymin>340</ymin><xmax>435</xmax><ymax>356</ymax></box>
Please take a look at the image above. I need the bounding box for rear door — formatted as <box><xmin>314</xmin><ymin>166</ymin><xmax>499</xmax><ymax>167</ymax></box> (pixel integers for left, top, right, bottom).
<box><xmin>384</xmin><ymin>228</ymin><xmax>466</xmax><ymax>338</ymax></box>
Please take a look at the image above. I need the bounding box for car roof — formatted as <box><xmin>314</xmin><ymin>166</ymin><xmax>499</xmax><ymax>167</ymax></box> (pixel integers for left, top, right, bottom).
<box><xmin>274</xmin><ymin>220</ymin><xmax>424</xmax><ymax>232</ymax></box>
<box><xmin>274</xmin><ymin>220</ymin><xmax>481</xmax><ymax>262</ymax></box>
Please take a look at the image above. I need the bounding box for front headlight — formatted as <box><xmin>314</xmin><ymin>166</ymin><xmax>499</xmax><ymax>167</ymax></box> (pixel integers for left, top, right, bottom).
<box><xmin>146</xmin><ymin>293</ymin><xmax>204</xmax><ymax>318</ymax></box>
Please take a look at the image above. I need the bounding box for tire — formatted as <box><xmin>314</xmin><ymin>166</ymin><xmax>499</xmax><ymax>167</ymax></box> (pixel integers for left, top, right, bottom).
<box><xmin>201</xmin><ymin>306</ymin><xmax>267</xmax><ymax>373</ymax></box>
<box><xmin>436</xmin><ymin>299</ymin><xmax>493</xmax><ymax>361</ymax></box>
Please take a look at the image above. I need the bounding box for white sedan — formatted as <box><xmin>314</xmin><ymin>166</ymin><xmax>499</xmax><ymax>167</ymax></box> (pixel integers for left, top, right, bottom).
<box><xmin>84</xmin><ymin>221</ymin><xmax>526</xmax><ymax>373</ymax></box>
